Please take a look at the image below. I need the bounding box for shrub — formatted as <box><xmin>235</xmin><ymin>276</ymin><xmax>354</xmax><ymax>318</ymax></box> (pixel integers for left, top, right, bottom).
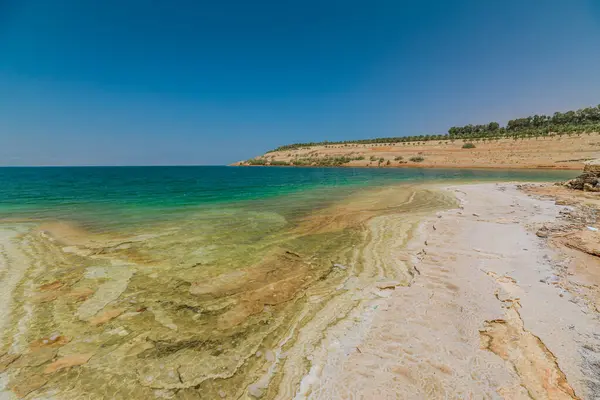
<box><xmin>370</xmin><ymin>155</ymin><xmax>377</xmax><ymax>161</ymax></box>
<box><xmin>462</xmin><ymin>142</ymin><xmax>476</xmax><ymax>149</ymax></box>
<box><xmin>269</xmin><ymin>160</ymin><xmax>289</xmax><ymax>166</ymax></box>
<box><xmin>246</xmin><ymin>158</ymin><xmax>267</xmax><ymax>165</ymax></box>
<box><xmin>409</xmin><ymin>156</ymin><xmax>424</xmax><ymax>162</ymax></box>
<box><xmin>394</xmin><ymin>156</ymin><xmax>403</xmax><ymax>161</ymax></box>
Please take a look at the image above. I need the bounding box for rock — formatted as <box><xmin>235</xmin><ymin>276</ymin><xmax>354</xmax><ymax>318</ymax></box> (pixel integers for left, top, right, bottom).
<box><xmin>376</xmin><ymin>281</ymin><xmax>403</xmax><ymax>290</ymax></box>
<box><xmin>44</xmin><ymin>353</ymin><xmax>94</xmax><ymax>374</ymax></box>
<box><xmin>12</xmin><ymin>348</ymin><xmax>57</xmax><ymax>368</ymax></box>
<box><xmin>584</xmin><ymin>159</ymin><xmax>600</xmax><ymax>173</ymax></box>
<box><xmin>190</xmin><ymin>270</ymin><xmax>247</xmax><ymax>296</ymax></box>
<box><xmin>563</xmin><ymin>230</ymin><xmax>600</xmax><ymax>257</ymax></box>
<box><xmin>177</xmin><ymin>388</ymin><xmax>203</xmax><ymax>399</ymax></box>
<box><xmin>540</xmin><ymin>275</ymin><xmax>560</xmax><ymax>285</ymax></box>
<box><xmin>248</xmin><ymin>383</ymin><xmax>264</xmax><ymax>398</ymax></box>
<box><xmin>556</xmin><ymin>199</ymin><xmax>576</xmax><ymax>206</ymax></box>
<box><xmin>0</xmin><ymin>353</ymin><xmax>20</xmax><ymax>372</ymax></box>
<box><xmin>33</xmin><ymin>291</ymin><xmax>60</xmax><ymax>303</ymax></box>
<box><xmin>30</xmin><ymin>334</ymin><xmax>69</xmax><ymax>349</ymax></box>
<box><xmin>536</xmin><ymin>227</ymin><xmax>549</xmax><ymax>238</ymax></box>
<box><xmin>65</xmin><ymin>287</ymin><xmax>95</xmax><ymax>302</ymax></box>
<box><xmin>8</xmin><ymin>373</ymin><xmax>48</xmax><ymax>398</ymax></box>
<box><xmin>264</xmin><ymin>350</ymin><xmax>275</xmax><ymax>362</ymax></box>
<box><xmin>106</xmin><ymin>326</ymin><xmax>130</xmax><ymax>336</ymax></box>
<box><xmin>153</xmin><ymin>389</ymin><xmax>176</xmax><ymax>399</ymax></box>
<box><xmin>88</xmin><ymin>308</ymin><xmax>125</xmax><ymax>326</ymax></box>
<box><xmin>583</xmin><ymin>183</ymin><xmax>600</xmax><ymax>192</ymax></box>
<box><xmin>563</xmin><ymin>161</ymin><xmax>600</xmax><ymax>190</ymax></box>
<box><xmin>39</xmin><ymin>281</ymin><xmax>64</xmax><ymax>291</ymax></box>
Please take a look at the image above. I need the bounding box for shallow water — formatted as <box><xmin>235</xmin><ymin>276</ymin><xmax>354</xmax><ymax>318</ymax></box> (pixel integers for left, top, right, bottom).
<box><xmin>0</xmin><ymin>167</ymin><xmax>575</xmax><ymax>399</ymax></box>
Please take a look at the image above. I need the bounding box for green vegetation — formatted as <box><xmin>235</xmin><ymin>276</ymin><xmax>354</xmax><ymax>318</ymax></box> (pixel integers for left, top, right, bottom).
<box><xmin>289</xmin><ymin>155</ymin><xmax>365</xmax><ymax>167</ymax></box>
<box><xmin>269</xmin><ymin>160</ymin><xmax>290</xmax><ymax>166</ymax></box>
<box><xmin>462</xmin><ymin>142</ymin><xmax>476</xmax><ymax>149</ymax></box>
<box><xmin>246</xmin><ymin>158</ymin><xmax>267</xmax><ymax>165</ymax></box>
<box><xmin>394</xmin><ymin>156</ymin><xmax>404</xmax><ymax>161</ymax></box>
<box><xmin>267</xmin><ymin>104</ymin><xmax>600</xmax><ymax>152</ymax></box>
<box><xmin>409</xmin><ymin>156</ymin><xmax>425</xmax><ymax>162</ymax></box>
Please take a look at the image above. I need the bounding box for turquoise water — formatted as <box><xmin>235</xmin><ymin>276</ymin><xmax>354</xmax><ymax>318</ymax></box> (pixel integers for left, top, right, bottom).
<box><xmin>0</xmin><ymin>166</ymin><xmax>575</xmax><ymax>230</ymax></box>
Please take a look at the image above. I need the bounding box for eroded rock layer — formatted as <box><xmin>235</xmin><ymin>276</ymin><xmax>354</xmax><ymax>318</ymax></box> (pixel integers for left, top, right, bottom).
<box><xmin>0</xmin><ymin>185</ymin><xmax>455</xmax><ymax>399</ymax></box>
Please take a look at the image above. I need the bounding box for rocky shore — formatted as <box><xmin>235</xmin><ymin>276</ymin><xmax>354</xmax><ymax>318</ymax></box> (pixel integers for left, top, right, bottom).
<box><xmin>563</xmin><ymin>159</ymin><xmax>600</xmax><ymax>191</ymax></box>
<box><xmin>306</xmin><ymin>182</ymin><xmax>600</xmax><ymax>399</ymax></box>
<box><xmin>2</xmin><ymin>177</ymin><xmax>600</xmax><ymax>399</ymax></box>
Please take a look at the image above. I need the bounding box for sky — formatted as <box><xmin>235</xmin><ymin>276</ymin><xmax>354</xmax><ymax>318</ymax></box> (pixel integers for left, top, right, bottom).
<box><xmin>1</xmin><ymin>0</ymin><xmax>600</xmax><ymax>166</ymax></box>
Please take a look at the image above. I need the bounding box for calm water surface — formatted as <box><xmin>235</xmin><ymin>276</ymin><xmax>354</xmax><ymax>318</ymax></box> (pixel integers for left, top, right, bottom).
<box><xmin>0</xmin><ymin>166</ymin><xmax>575</xmax><ymax>229</ymax></box>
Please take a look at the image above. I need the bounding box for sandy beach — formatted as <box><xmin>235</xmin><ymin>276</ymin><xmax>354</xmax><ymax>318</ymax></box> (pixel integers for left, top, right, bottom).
<box><xmin>1</xmin><ymin>180</ymin><xmax>599</xmax><ymax>399</ymax></box>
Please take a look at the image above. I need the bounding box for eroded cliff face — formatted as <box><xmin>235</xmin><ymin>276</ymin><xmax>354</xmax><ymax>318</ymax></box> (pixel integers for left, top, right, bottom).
<box><xmin>236</xmin><ymin>133</ymin><xmax>600</xmax><ymax>170</ymax></box>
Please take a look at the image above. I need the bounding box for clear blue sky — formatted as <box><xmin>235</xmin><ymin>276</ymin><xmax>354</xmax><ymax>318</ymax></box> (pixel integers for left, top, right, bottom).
<box><xmin>1</xmin><ymin>0</ymin><xmax>600</xmax><ymax>165</ymax></box>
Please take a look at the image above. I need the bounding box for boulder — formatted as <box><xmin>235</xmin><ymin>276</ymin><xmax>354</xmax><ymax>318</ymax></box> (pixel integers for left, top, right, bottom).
<box><xmin>536</xmin><ymin>227</ymin><xmax>549</xmax><ymax>238</ymax></box>
<box><xmin>563</xmin><ymin>159</ymin><xmax>600</xmax><ymax>191</ymax></box>
<box><xmin>583</xmin><ymin>159</ymin><xmax>600</xmax><ymax>174</ymax></box>
<box><xmin>584</xmin><ymin>183</ymin><xmax>600</xmax><ymax>192</ymax></box>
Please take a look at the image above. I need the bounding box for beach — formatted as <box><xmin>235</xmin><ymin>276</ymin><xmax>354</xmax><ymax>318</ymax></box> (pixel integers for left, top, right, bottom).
<box><xmin>304</xmin><ymin>183</ymin><xmax>600</xmax><ymax>399</ymax></box>
<box><xmin>5</xmin><ymin>0</ymin><xmax>600</xmax><ymax>398</ymax></box>
<box><xmin>1</xmin><ymin>168</ymin><xmax>598</xmax><ymax>399</ymax></box>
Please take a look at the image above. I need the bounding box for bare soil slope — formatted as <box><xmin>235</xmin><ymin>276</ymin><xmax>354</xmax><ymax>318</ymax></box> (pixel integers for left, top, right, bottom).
<box><xmin>236</xmin><ymin>133</ymin><xmax>600</xmax><ymax>169</ymax></box>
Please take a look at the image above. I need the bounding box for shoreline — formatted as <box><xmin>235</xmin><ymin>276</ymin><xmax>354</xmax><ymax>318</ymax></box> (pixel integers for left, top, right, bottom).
<box><xmin>0</xmin><ymin>182</ymin><xmax>456</xmax><ymax>399</ymax></box>
<box><xmin>1</xmin><ymin>180</ymin><xmax>599</xmax><ymax>398</ymax></box>
<box><xmin>298</xmin><ymin>182</ymin><xmax>600</xmax><ymax>399</ymax></box>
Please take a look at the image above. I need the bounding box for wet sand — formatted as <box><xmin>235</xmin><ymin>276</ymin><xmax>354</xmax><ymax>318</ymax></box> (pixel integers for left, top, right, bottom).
<box><xmin>1</xmin><ymin>183</ymin><xmax>599</xmax><ymax>399</ymax></box>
